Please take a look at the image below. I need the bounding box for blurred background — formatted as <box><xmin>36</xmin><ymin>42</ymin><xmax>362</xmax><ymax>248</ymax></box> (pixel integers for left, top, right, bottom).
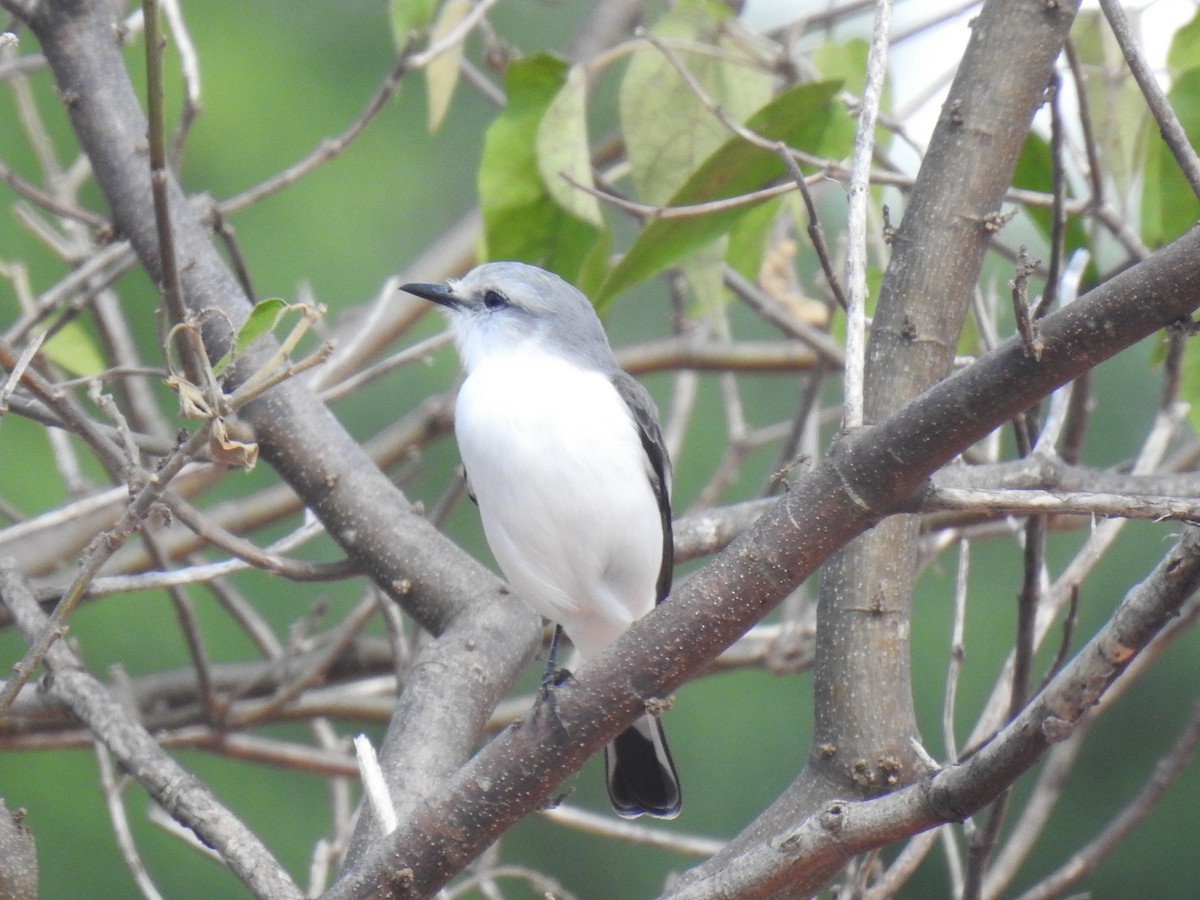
<box><xmin>2</xmin><ymin>1</ymin><xmax>1200</xmax><ymax>897</ymax></box>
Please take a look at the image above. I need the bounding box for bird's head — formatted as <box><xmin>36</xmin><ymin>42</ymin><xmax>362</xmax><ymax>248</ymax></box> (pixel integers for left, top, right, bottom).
<box><xmin>401</xmin><ymin>262</ymin><xmax>613</xmax><ymax>372</ymax></box>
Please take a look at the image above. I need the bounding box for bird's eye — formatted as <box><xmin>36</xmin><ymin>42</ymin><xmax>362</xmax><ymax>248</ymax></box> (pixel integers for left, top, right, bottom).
<box><xmin>482</xmin><ymin>289</ymin><xmax>508</xmax><ymax>310</ymax></box>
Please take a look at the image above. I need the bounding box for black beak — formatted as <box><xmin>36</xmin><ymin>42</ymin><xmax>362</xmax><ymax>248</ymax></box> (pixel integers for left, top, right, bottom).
<box><xmin>400</xmin><ymin>281</ymin><xmax>461</xmax><ymax>310</ymax></box>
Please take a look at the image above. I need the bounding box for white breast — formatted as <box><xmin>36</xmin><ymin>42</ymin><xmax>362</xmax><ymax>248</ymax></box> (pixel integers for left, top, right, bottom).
<box><xmin>454</xmin><ymin>348</ymin><xmax>664</xmax><ymax>660</ymax></box>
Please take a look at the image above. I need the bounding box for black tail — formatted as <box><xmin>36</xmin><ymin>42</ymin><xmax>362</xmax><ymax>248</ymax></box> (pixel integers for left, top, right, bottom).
<box><xmin>604</xmin><ymin>714</ymin><xmax>681</xmax><ymax>819</ymax></box>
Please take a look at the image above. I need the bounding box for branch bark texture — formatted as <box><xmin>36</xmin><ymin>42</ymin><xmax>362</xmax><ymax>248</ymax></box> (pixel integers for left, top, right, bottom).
<box><xmin>0</xmin><ymin>565</ymin><xmax>303</xmax><ymax>900</ymax></box>
<box><xmin>19</xmin><ymin>0</ymin><xmax>540</xmax><ymax>880</ymax></box>
<box><xmin>10</xmin><ymin>2</ymin><xmax>1200</xmax><ymax>897</ymax></box>
<box><xmin>329</xmin><ymin>225</ymin><xmax>1200</xmax><ymax>896</ymax></box>
<box><xmin>763</xmin><ymin>0</ymin><xmax>1083</xmax><ymax>878</ymax></box>
<box><xmin>664</xmin><ymin>524</ymin><xmax>1200</xmax><ymax>898</ymax></box>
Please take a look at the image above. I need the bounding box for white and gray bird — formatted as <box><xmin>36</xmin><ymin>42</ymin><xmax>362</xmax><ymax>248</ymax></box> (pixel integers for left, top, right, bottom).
<box><xmin>402</xmin><ymin>261</ymin><xmax>681</xmax><ymax>819</ymax></box>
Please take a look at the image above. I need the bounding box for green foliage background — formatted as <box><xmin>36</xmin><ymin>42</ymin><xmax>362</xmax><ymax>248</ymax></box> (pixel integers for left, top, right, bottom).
<box><xmin>1</xmin><ymin>2</ymin><xmax>1200</xmax><ymax>898</ymax></box>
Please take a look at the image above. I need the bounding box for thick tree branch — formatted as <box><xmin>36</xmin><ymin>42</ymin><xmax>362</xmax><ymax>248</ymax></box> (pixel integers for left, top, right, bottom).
<box><xmin>0</xmin><ymin>798</ymin><xmax>37</xmax><ymax>900</ymax></box>
<box><xmin>663</xmin><ymin>525</ymin><xmax>1200</xmax><ymax>898</ymax></box>
<box><xmin>21</xmin><ymin>0</ymin><xmax>498</xmax><ymax>632</ymax></box>
<box><xmin>9</xmin><ymin>3</ymin><xmax>1200</xmax><ymax>896</ymax></box>
<box><xmin>327</xmin><ymin>224</ymin><xmax>1200</xmax><ymax>897</ymax></box>
<box><xmin>17</xmin><ymin>2</ymin><xmax>540</xmax><ymax>890</ymax></box>
<box><xmin>782</xmin><ymin>5</ymin><xmax>1084</xmax><ymax>885</ymax></box>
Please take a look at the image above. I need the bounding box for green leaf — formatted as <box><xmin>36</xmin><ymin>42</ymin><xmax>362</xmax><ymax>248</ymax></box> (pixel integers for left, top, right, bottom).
<box><xmin>212</xmin><ymin>297</ymin><xmax>292</xmax><ymax>375</ymax></box>
<box><xmin>1073</xmin><ymin>10</ymin><xmax>1151</xmax><ymax>199</ymax></box>
<box><xmin>1167</xmin><ymin>6</ymin><xmax>1200</xmax><ymax>80</ymax></box>
<box><xmin>43</xmin><ymin>320</ymin><xmax>106</xmax><ymax>377</ymax></box>
<box><xmin>425</xmin><ymin>0</ymin><xmax>470</xmax><ymax>133</ymax></box>
<box><xmin>680</xmin><ymin>238</ymin><xmax>728</xmax><ymax>319</ymax></box>
<box><xmin>389</xmin><ymin>0</ymin><xmax>437</xmax><ymax>50</ymax></box>
<box><xmin>1180</xmin><ymin>334</ymin><xmax>1200</xmax><ymax>436</ymax></box>
<box><xmin>1141</xmin><ymin>67</ymin><xmax>1200</xmax><ymax>247</ymax></box>
<box><xmin>1011</xmin><ymin>132</ymin><xmax>1091</xmax><ymax>273</ymax></box>
<box><xmin>725</xmin><ymin>195</ymin><xmax>784</xmax><ymax>283</ymax></box>
<box><xmin>574</xmin><ymin>228</ymin><xmax>613</xmax><ymax>300</ymax></box>
<box><xmin>479</xmin><ymin>55</ymin><xmax>570</xmax><ymax>260</ymax></box>
<box><xmin>814</xmin><ymin>37</ymin><xmax>868</xmax><ymax>98</ymax></box>
<box><xmin>597</xmin><ymin>80</ymin><xmax>845</xmax><ymax>307</ymax></box>
<box><xmin>536</xmin><ymin>64</ymin><xmax>603</xmax><ymax>228</ymax></box>
<box><xmin>812</xmin><ymin>37</ymin><xmax>885</xmax><ymax>157</ymax></box>
<box><xmin>233</xmin><ymin>297</ymin><xmax>289</xmax><ymax>359</ymax></box>
<box><xmin>620</xmin><ymin>0</ymin><xmax>773</xmax><ymax>205</ymax></box>
<box><xmin>1012</xmin><ymin>132</ymin><xmax>1053</xmax><ymax>229</ymax></box>
<box><xmin>478</xmin><ymin>54</ymin><xmax>607</xmax><ymax>284</ymax></box>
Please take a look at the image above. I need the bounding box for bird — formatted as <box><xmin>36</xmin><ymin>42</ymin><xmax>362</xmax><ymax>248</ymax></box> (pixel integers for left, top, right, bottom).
<box><xmin>401</xmin><ymin>261</ymin><xmax>681</xmax><ymax>819</ymax></box>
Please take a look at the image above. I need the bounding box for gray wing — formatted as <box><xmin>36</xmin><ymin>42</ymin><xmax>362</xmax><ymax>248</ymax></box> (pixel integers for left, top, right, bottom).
<box><xmin>610</xmin><ymin>371</ymin><xmax>673</xmax><ymax>605</ymax></box>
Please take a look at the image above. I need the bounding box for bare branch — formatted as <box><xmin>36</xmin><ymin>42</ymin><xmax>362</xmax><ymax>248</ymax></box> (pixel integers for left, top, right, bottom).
<box><xmin>217</xmin><ymin>0</ymin><xmax>498</xmax><ymax>219</ymax></box>
<box><xmin>0</xmin><ymin>566</ymin><xmax>303</xmax><ymax>899</ymax></box>
<box><xmin>843</xmin><ymin>0</ymin><xmax>892</xmax><ymax>428</ymax></box>
<box><xmin>662</xmin><ymin>524</ymin><xmax>1200</xmax><ymax>898</ymax></box>
<box><xmin>919</xmin><ymin>484</ymin><xmax>1200</xmax><ymax>522</ymax></box>
<box><xmin>95</xmin><ymin>742</ymin><xmax>167</xmax><ymax>900</ymax></box>
<box><xmin>326</xmin><ymin>222</ymin><xmax>1200</xmax><ymax>898</ymax></box>
<box><xmin>1014</xmin><ymin>699</ymin><xmax>1200</xmax><ymax>900</ymax></box>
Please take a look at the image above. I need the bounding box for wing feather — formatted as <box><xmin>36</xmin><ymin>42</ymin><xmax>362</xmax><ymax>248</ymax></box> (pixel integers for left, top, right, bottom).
<box><xmin>610</xmin><ymin>371</ymin><xmax>673</xmax><ymax>605</ymax></box>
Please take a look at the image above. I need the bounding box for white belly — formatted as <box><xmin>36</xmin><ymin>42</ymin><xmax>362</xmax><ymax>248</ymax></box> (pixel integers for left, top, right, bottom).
<box><xmin>455</xmin><ymin>350</ymin><xmax>663</xmax><ymax>660</ymax></box>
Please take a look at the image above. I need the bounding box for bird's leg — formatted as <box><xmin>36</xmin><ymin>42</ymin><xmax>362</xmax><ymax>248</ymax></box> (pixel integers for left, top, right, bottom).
<box><xmin>540</xmin><ymin>623</ymin><xmax>572</xmax><ymax>696</ymax></box>
<box><xmin>534</xmin><ymin>624</ymin><xmax>573</xmax><ymax>733</ymax></box>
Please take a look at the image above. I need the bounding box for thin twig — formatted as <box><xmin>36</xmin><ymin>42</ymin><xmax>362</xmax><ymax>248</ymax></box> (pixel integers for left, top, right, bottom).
<box><xmin>618</xmin><ymin>335</ymin><xmax>820</xmax><ymax>374</ymax></box>
<box><xmin>919</xmin><ymin>485</ymin><xmax>1200</xmax><ymax>521</ymax></box>
<box><xmin>1012</xmin><ymin>515</ymin><xmax>1046</xmax><ymax>719</ymax></box>
<box><xmin>0</xmin><ymin>419</ymin><xmax>212</xmax><ymax>714</ymax></box>
<box><xmin>218</xmin><ymin>56</ymin><xmax>414</xmax><ymax>215</ymax></box>
<box><xmin>539</xmin><ymin>805</ymin><xmax>724</xmax><ymax>857</ymax></box>
<box><xmin>209</xmin><ymin>206</ymin><xmax>256</xmax><ymax>302</ymax></box>
<box><xmin>0</xmin><ymin>155</ymin><xmax>108</xmax><ymax>226</ymax></box>
<box><xmin>204</xmin><ymin>573</ymin><xmax>284</xmax><ymax>658</ymax></box>
<box><xmin>1036</xmin><ymin>585</ymin><xmax>1080</xmax><ymax>695</ymax></box>
<box><xmin>965</xmin><ymin>401</ymin><xmax>1189</xmax><ymax>751</ymax></box>
<box><xmin>1063</xmin><ymin>38</ymin><xmax>1104</xmax><ymax>207</ymax></box>
<box><xmin>862</xmin><ymin>829</ymin><xmax>941</xmax><ymax>900</ymax></box>
<box><xmin>75</xmin><ymin>517</ymin><xmax>351</xmax><ymax>599</ymax></box>
<box><xmin>0</xmin><ymin>566</ymin><xmax>304</xmax><ymax>898</ymax></box>
<box><xmin>776</xmin><ymin>143</ymin><xmax>847</xmax><ymax>309</ymax></box>
<box><xmin>765</xmin><ymin>362</ymin><xmax>825</xmax><ymax>497</ymax></box>
<box><xmin>94</xmin><ymin>743</ymin><xmax>167</xmax><ymax>900</ymax></box>
<box><xmin>1014</xmin><ymin>699</ymin><xmax>1200</xmax><ymax>900</ymax></box>
<box><xmin>226</xmin><ymin>596</ymin><xmax>379</xmax><ymax>729</ymax></box>
<box><xmin>0</xmin><ymin>331</ymin><xmax>44</xmax><ymax>412</ymax></box>
<box><xmin>164</xmin><ymin>491</ymin><xmax>355</xmax><ymax>581</ymax></box>
<box><xmin>212</xmin><ymin>0</ymin><xmax>503</xmax><ymax>218</ymax></box>
<box><xmin>318</xmin><ymin>331</ymin><xmax>454</xmax><ymax>405</ymax></box>
<box><xmin>145</xmin><ymin>528</ymin><xmax>221</xmax><ymax>720</ymax></box>
<box><xmin>1011</xmin><ymin>247</ymin><xmax>1043</xmax><ymax>360</ymax></box>
<box><xmin>981</xmin><ymin>728</ymin><xmax>1086</xmax><ymax>899</ymax></box>
<box><xmin>1160</xmin><ymin>318</ymin><xmax>1189</xmax><ymax>410</ymax></box>
<box><xmin>722</xmin><ymin>266</ymin><xmax>845</xmax><ymax>365</ymax></box>
<box><xmin>1034</xmin><ymin>75</ymin><xmax>1065</xmax><ymax>320</ymax></box>
<box><xmin>4</xmin><ymin>240</ymin><xmax>137</xmax><ymax>345</ymax></box>
<box><xmin>161</xmin><ymin>0</ymin><xmax>202</xmax><ymax>168</ymax></box>
<box><xmin>445</xmin><ymin>864</ymin><xmax>579</xmax><ymax>900</ymax></box>
<box><xmin>561</xmin><ymin>170</ymin><xmax>798</xmax><ymax>221</ymax></box>
<box><xmin>843</xmin><ymin>0</ymin><xmax>893</xmax><ymax>428</ymax></box>
<box><xmin>144</xmin><ymin>0</ymin><xmax>204</xmax><ymax>387</ymax></box>
<box><xmin>944</xmin><ymin>539</ymin><xmax>970</xmax><ymax>764</ymax></box>
<box><xmin>0</xmin><ymin>329</ymin><xmax>224</xmax><ymax>713</ymax></box>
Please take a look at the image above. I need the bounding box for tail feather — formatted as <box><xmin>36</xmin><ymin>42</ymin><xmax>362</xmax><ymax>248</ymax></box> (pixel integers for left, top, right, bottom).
<box><xmin>604</xmin><ymin>714</ymin><xmax>681</xmax><ymax>819</ymax></box>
